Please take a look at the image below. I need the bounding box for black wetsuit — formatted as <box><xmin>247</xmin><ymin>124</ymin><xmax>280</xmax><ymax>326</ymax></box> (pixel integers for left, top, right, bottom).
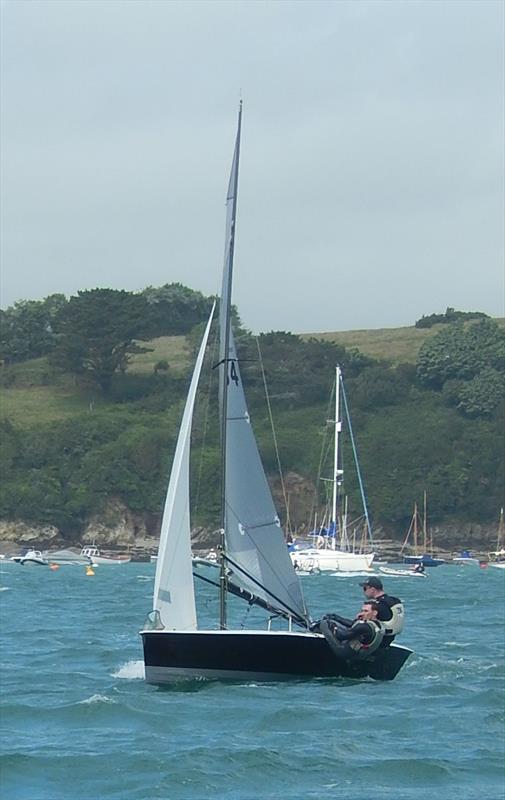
<box><xmin>375</xmin><ymin>593</ymin><xmax>402</xmax><ymax>645</ymax></box>
<box><xmin>332</xmin><ymin>620</ymin><xmax>377</xmax><ymax>646</ymax></box>
<box><xmin>317</xmin><ymin>594</ymin><xmax>403</xmax><ymax>647</ymax></box>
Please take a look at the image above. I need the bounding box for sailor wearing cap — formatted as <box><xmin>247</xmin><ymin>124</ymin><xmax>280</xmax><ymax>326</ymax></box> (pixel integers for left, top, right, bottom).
<box><xmin>359</xmin><ymin>577</ymin><xmax>405</xmax><ymax>644</ymax></box>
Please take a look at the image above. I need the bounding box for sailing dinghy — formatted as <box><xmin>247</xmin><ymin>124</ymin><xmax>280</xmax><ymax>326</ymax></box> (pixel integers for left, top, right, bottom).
<box><xmin>140</xmin><ymin>104</ymin><xmax>412</xmax><ymax>683</ymax></box>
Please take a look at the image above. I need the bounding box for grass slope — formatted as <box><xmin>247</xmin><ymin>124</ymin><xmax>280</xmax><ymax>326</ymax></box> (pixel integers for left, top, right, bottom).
<box><xmin>303</xmin><ymin>318</ymin><xmax>505</xmax><ymax>365</ymax></box>
<box><xmin>1</xmin><ymin>320</ymin><xmax>503</xmax><ymax>428</ymax></box>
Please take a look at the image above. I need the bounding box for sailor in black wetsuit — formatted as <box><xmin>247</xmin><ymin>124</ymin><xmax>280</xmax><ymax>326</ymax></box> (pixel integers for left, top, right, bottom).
<box><xmin>359</xmin><ymin>576</ymin><xmax>404</xmax><ymax>646</ymax></box>
<box><xmin>321</xmin><ymin>600</ymin><xmax>384</xmax><ymax>658</ymax></box>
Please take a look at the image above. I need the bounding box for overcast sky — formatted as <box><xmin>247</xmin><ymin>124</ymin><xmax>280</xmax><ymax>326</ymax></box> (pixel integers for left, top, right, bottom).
<box><xmin>1</xmin><ymin>0</ymin><xmax>503</xmax><ymax>334</ymax></box>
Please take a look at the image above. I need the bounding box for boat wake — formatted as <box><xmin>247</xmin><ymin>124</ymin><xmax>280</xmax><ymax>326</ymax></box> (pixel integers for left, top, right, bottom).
<box><xmin>112</xmin><ymin>660</ymin><xmax>145</xmax><ymax>680</ymax></box>
<box><xmin>330</xmin><ymin>570</ymin><xmax>378</xmax><ymax>578</ymax></box>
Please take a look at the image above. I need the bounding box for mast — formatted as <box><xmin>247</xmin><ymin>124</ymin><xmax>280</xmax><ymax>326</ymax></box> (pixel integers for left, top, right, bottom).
<box><xmin>423</xmin><ymin>490</ymin><xmax>428</xmax><ymax>553</ymax></box>
<box><xmin>219</xmin><ymin>101</ymin><xmax>242</xmax><ymax>630</ymax></box>
<box><xmin>413</xmin><ymin>502</ymin><xmax>418</xmax><ymax>556</ymax></box>
<box><xmin>497</xmin><ymin>507</ymin><xmax>504</xmax><ymax>551</ymax></box>
<box><xmin>339</xmin><ymin>373</ymin><xmax>373</xmax><ymax>547</ymax></box>
<box><xmin>332</xmin><ymin>366</ymin><xmax>343</xmax><ymax>549</ymax></box>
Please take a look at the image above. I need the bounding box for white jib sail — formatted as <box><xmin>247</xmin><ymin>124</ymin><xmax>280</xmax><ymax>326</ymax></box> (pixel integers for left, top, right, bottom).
<box><xmin>153</xmin><ymin>303</ymin><xmax>215</xmax><ymax>629</ymax></box>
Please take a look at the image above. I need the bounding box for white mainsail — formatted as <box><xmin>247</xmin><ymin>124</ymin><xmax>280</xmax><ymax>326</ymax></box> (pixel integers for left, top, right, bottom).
<box><xmin>223</xmin><ymin>331</ymin><xmax>308</xmax><ymax>621</ymax></box>
<box><xmin>153</xmin><ymin>304</ymin><xmax>215</xmax><ymax>629</ymax></box>
<box><xmin>218</xmin><ymin>103</ymin><xmax>308</xmax><ymax>624</ymax></box>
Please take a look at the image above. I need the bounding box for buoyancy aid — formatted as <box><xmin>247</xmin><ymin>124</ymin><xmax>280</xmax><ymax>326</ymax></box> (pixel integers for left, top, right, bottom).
<box><xmin>348</xmin><ymin>620</ymin><xmax>384</xmax><ymax>656</ymax></box>
<box><xmin>381</xmin><ymin>598</ymin><xmax>405</xmax><ymax>636</ymax></box>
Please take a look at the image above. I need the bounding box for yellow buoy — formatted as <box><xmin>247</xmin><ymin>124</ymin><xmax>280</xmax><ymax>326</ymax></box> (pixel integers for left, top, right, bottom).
<box><xmin>86</xmin><ymin>566</ymin><xmax>95</xmax><ymax>576</ymax></box>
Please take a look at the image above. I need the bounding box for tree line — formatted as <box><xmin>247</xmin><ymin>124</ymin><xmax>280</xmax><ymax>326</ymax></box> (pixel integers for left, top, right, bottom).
<box><xmin>0</xmin><ymin>290</ymin><xmax>503</xmax><ymax>539</ymax></box>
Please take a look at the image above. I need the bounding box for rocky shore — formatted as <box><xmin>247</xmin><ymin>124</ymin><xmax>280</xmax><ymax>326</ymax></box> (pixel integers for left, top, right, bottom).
<box><xmin>0</xmin><ymin>496</ymin><xmax>501</xmax><ymax>563</ymax></box>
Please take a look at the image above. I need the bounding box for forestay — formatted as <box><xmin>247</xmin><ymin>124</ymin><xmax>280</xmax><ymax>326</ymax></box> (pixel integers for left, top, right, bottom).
<box><xmin>152</xmin><ymin>304</ymin><xmax>215</xmax><ymax>629</ymax></box>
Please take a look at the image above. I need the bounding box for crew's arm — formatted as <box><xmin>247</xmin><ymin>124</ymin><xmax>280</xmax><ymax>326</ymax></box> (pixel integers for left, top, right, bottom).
<box><xmin>334</xmin><ymin>622</ymin><xmax>371</xmax><ymax>643</ymax></box>
<box><xmin>326</xmin><ymin>613</ymin><xmax>353</xmax><ymax>628</ymax></box>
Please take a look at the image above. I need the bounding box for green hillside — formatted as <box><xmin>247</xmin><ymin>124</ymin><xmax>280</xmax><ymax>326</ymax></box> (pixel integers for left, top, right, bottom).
<box><xmin>3</xmin><ymin>319</ymin><xmax>503</xmax><ymax>428</ymax></box>
<box><xmin>0</xmin><ymin>307</ymin><xmax>503</xmax><ymax>539</ymax></box>
<box><xmin>305</xmin><ymin>318</ymin><xmax>505</xmax><ymax>365</ymax></box>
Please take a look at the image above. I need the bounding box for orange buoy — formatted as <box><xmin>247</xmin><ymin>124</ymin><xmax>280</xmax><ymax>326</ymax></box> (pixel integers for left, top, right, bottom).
<box><xmin>49</xmin><ymin>563</ymin><xmax>60</xmax><ymax>571</ymax></box>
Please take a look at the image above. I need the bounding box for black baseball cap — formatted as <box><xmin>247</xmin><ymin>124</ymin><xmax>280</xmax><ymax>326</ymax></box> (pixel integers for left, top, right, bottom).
<box><xmin>359</xmin><ymin>577</ymin><xmax>383</xmax><ymax>590</ymax></box>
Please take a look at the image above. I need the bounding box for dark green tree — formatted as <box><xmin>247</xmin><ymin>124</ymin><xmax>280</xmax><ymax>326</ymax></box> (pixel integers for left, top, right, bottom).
<box><xmin>456</xmin><ymin>368</ymin><xmax>505</xmax><ymax>417</ymax></box>
<box><xmin>417</xmin><ymin>319</ymin><xmax>505</xmax><ymax>392</ymax></box>
<box><xmin>0</xmin><ymin>294</ymin><xmax>67</xmax><ymax>362</ymax></box>
<box><xmin>415</xmin><ymin>307</ymin><xmax>488</xmax><ymax>328</ymax></box>
<box><xmin>141</xmin><ymin>283</ymin><xmax>215</xmax><ymax>336</ymax></box>
<box><xmin>51</xmin><ymin>289</ymin><xmax>152</xmax><ymax>392</ymax></box>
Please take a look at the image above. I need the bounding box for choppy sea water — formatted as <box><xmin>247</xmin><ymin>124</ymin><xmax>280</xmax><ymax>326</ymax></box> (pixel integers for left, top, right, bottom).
<box><xmin>0</xmin><ymin>561</ymin><xmax>504</xmax><ymax>800</ymax></box>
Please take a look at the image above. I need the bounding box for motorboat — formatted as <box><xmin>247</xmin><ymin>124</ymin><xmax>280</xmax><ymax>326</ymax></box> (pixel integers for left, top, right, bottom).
<box><xmin>80</xmin><ymin>546</ymin><xmax>131</xmax><ymax>565</ymax></box>
<box><xmin>43</xmin><ymin>548</ymin><xmax>93</xmax><ymax>566</ymax></box>
<box><xmin>11</xmin><ymin>549</ymin><xmax>48</xmax><ymax>566</ymax></box>
<box><xmin>452</xmin><ymin>551</ymin><xmax>481</xmax><ymax>566</ymax></box>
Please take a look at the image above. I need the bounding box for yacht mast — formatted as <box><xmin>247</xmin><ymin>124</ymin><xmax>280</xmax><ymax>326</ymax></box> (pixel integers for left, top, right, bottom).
<box><xmin>415</xmin><ymin>503</ymin><xmax>419</xmax><ymax>556</ymax></box>
<box><xmin>219</xmin><ymin>101</ymin><xmax>242</xmax><ymax>629</ymax></box>
<box><xmin>332</xmin><ymin>366</ymin><xmax>344</xmax><ymax>548</ymax></box>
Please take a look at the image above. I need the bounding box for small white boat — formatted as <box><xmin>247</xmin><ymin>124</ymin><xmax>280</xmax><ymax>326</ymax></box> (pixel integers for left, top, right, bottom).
<box><xmin>293</xmin><ymin>557</ymin><xmax>321</xmax><ymax>576</ymax></box>
<box><xmin>452</xmin><ymin>556</ymin><xmax>481</xmax><ymax>566</ymax></box>
<box><xmin>11</xmin><ymin>549</ymin><xmax>48</xmax><ymax>566</ymax></box>
<box><xmin>487</xmin><ymin>510</ymin><xmax>505</xmax><ymax>569</ymax></box>
<box><xmin>192</xmin><ymin>556</ymin><xmax>220</xmax><ymax>569</ymax></box>
<box><xmin>43</xmin><ymin>549</ymin><xmax>93</xmax><ymax>566</ymax></box>
<box><xmin>330</xmin><ymin>569</ymin><xmax>380</xmax><ymax>578</ymax></box>
<box><xmin>80</xmin><ymin>546</ymin><xmax>131</xmax><ymax>565</ymax></box>
<box><xmin>379</xmin><ymin>566</ymin><xmax>428</xmax><ymax>578</ymax></box>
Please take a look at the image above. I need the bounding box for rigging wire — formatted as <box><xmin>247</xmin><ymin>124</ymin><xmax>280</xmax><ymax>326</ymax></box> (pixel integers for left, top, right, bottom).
<box><xmin>340</xmin><ymin>377</ymin><xmax>373</xmax><ymax>545</ymax></box>
<box><xmin>308</xmin><ymin>378</ymin><xmax>336</xmax><ymax>534</ymax></box>
<box><xmin>255</xmin><ymin>336</ymin><xmax>292</xmax><ymax>540</ymax></box>
<box><xmin>193</xmin><ymin>320</ymin><xmax>219</xmax><ymax>522</ymax></box>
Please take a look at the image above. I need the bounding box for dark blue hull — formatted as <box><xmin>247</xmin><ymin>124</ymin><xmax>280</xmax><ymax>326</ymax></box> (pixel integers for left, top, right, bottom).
<box><xmin>141</xmin><ymin>629</ymin><xmax>412</xmax><ymax>684</ymax></box>
<box><xmin>403</xmin><ymin>555</ymin><xmax>446</xmax><ymax>567</ymax></box>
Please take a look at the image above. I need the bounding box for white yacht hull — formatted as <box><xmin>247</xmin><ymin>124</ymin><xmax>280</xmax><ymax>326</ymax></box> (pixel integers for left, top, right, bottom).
<box><xmin>291</xmin><ymin>549</ymin><xmax>374</xmax><ymax>573</ymax></box>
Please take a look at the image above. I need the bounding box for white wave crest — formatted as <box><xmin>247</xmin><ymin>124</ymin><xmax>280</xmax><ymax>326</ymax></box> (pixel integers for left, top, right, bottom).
<box><xmin>443</xmin><ymin>641</ymin><xmax>471</xmax><ymax>647</ymax></box>
<box><xmin>112</xmin><ymin>659</ymin><xmax>145</xmax><ymax>680</ymax></box>
<box><xmin>80</xmin><ymin>694</ymin><xmax>116</xmax><ymax>705</ymax></box>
